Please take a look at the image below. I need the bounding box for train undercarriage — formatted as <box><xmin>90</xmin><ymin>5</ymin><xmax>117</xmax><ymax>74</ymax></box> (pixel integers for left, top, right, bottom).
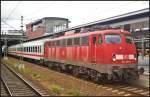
<box><xmin>44</xmin><ymin>59</ymin><xmax>144</xmax><ymax>83</ymax></box>
<box><xmin>7</xmin><ymin>54</ymin><xmax>144</xmax><ymax>83</ymax></box>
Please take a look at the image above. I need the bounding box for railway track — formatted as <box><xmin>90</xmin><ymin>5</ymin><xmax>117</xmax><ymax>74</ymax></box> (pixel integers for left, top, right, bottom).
<box><xmin>1</xmin><ymin>78</ymin><xmax>10</xmax><ymax>96</ymax></box>
<box><xmin>1</xmin><ymin>64</ymin><xmax>49</xmax><ymax>96</ymax></box>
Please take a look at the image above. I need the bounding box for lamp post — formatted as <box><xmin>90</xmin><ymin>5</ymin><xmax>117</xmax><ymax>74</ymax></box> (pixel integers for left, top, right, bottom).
<box><xmin>19</xmin><ymin>16</ymin><xmax>24</xmax><ymax>69</ymax></box>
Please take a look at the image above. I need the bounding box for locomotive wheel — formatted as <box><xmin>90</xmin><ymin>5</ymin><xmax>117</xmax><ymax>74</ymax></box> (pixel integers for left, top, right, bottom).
<box><xmin>73</xmin><ymin>67</ymin><xmax>79</xmax><ymax>77</ymax></box>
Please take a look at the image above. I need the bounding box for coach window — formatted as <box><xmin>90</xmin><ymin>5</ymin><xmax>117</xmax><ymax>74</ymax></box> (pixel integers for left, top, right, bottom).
<box><xmin>31</xmin><ymin>47</ymin><xmax>32</xmax><ymax>52</ymax></box>
<box><xmin>67</xmin><ymin>38</ymin><xmax>72</xmax><ymax>46</ymax></box>
<box><xmin>81</xmin><ymin>36</ymin><xmax>89</xmax><ymax>45</ymax></box>
<box><xmin>31</xmin><ymin>46</ymin><xmax>33</xmax><ymax>52</ymax></box>
<box><xmin>35</xmin><ymin>46</ymin><xmax>36</xmax><ymax>52</ymax></box>
<box><xmin>29</xmin><ymin>47</ymin><xmax>30</xmax><ymax>52</ymax></box>
<box><xmin>23</xmin><ymin>47</ymin><xmax>25</xmax><ymax>52</ymax></box>
<box><xmin>34</xmin><ymin>46</ymin><xmax>35</xmax><ymax>52</ymax></box>
<box><xmin>35</xmin><ymin>46</ymin><xmax>37</xmax><ymax>52</ymax></box>
<box><xmin>39</xmin><ymin>46</ymin><xmax>41</xmax><ymax>53</ymax></box>
<box><xmin>74</xmin><ymin>38</ymin><xmax>80</xmax><ymax>45</ymax></box>
<box><xmin>37</xmin><ymin>46</ymin><xmax>39</xmax><ymax>53</ymax></box>
<box><xmin>27</xmin><ymin>47</ymin><xmax>28</xmax><ymax>52</ymax></box>
<box><xmin>30</xmin><ymin>47</ymin><xmax>31</xmax><ymax>52</ymax></box>
<box><xmin>98</xmin><ymin>35</ymin><xmax>103</xmax><ymax>44</ymax></box>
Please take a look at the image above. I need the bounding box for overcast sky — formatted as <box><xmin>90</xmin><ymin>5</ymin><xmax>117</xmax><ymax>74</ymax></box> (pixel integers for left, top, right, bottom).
<box><xmin>1</xmin><ymin>1</ymin><xmax>149</xmax><ymax>31</ymax></box>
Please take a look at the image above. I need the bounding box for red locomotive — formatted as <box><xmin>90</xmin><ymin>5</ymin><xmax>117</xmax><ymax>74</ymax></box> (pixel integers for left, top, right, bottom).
<box><xmin>8</xmin><ymin>28</ymin><xmax>144</xmax><ymax>82</ymax></box>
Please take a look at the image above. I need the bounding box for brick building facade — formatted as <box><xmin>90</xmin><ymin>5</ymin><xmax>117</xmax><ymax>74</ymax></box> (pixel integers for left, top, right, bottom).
<box><xmin>26</xmin><ymin>17</ymin><xmax>69</xmax><ymax>39</ymax></box>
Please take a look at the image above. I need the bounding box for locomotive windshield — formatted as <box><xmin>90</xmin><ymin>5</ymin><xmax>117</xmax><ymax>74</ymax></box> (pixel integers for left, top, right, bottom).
<box><xmin>105</xmin><ymin>34</ymin><xmax>121</xmax><ymax>44</ymax></box>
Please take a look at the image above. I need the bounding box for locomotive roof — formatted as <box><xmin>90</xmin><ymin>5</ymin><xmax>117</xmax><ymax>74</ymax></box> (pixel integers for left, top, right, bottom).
<box><xmin>46</xmin><ymin>29</ymin><xmax>131</xmax><ymax>41</ymax></box>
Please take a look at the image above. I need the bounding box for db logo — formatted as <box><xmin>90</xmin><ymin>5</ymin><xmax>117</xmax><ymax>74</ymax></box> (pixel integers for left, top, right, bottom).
<box><xmin>124</xmin><ymin>55</ymin><xmax>128</xmax><ymax>59</ymax></box>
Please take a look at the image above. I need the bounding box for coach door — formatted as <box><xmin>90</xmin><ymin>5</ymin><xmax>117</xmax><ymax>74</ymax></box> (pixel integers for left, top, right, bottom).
<box><xmin>90</xmin><ymin>34</ymin><xmax>97</xmax><ymax>63</ymax></box>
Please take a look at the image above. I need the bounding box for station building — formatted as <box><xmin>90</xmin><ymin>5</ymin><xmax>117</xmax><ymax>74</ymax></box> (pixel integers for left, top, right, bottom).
<box><xmin>26</xmin><ymin>17</ymin><xmax>70</xmax><ymax>39</ymax></box>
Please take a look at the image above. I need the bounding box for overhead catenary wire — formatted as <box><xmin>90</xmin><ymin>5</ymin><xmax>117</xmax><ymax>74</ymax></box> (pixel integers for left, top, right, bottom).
<box><xmin>25</xmin><ymin>2</ymin><xmax>56</xmax><ymax>17</ymax></box>
<box><xmin>3</xmin><ymin>1</ymin><xmax>21</xmax><ymax>23</ymax></box>
<box><xmin>2</xmin><ymin>20</ymin><xmax>17</xmax><ymax>30</ymax></box>
<box><xmin>82</xmin><ymin>1</ymin><xmax>141</xmax><ymax>24</ymax></box>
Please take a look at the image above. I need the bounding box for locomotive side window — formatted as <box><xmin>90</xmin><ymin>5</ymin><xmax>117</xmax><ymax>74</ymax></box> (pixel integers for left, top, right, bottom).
<box><xmin>74</xmin><ymin>38</ymin><xmax>80</xmax><ymax>45</ymax></box>
<box><xmin>126</xmin><ymin>35</ymin><xmax>133</xmax><ymax>44</ymax></box>
<box><xmin>81</xmin><ymin>36</ymin><xmax>89</xmax><ymax>45</ymax></box>
<box><xmin>56</xmin><ymin>40</ymin><xmax>60</xmax><ymax>46</ymax></box>
<box><xmin>105</xmin><ymin>34</ymin><xmax>121</xmax><ymax>44</ymax></box>
<box><xmin>98</xmin><ymin>35</ymin><xmax>103</xmax><ymax>44</ymax></box>
<box><xmin>93</xmin><ymin>36</ymin><xmax>97</xmax><ymax>44</ymax></box>
<box><xmin>49</xmin><ymin>42</ymin><xmax>51</xmax><ymax>47</ymax></box>
<box><xmin>60</xmin><ymin>39</ymin><xmax>66</xmax><ymax>46</ymax></box>
<box><xmin>67</xmin><ymin>38</ymin><xmax>72</xmax><ymax>46</ymax></box>
<box><xmin>51</xmin><ymin>41</ymin><xmax>56</xmax><ymax>47</ymax></box>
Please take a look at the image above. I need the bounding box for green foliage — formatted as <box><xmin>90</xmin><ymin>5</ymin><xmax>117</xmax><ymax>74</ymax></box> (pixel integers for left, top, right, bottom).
<box><xmin>32</xmin><ymin>73</ymin><xmax>40</xmax><ymax>79</ymax></box>
<box><xmin>51</xmin><ymin>84</ymin><xmax>62</xmax><ymax>94</ymax></box>
<box><xmin>68</xmin><ymin>88</ymin><xmax>83</xmax><ymax>96</ymax></box>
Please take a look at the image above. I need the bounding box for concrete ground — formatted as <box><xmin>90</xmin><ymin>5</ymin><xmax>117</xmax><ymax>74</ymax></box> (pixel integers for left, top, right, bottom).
<box><xmin>136</xmin><ymin>55</ymin><xmax>149</xmax><ymax>88</ymax></box>
<box><xmin>138</xmin><ymin>55</ymin><xmax>149</xmax><ymax>75</ymax></box>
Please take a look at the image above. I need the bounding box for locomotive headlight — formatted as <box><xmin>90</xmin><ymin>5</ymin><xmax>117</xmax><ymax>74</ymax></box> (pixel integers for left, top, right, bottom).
<box><xmin>112</xmin><ymin>54</ymin><xmax>116</xmax><ymax>61</ymax></box>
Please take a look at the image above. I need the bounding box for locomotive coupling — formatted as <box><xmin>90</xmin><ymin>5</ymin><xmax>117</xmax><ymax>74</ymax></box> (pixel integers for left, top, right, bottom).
<box><xmin>138</xmin><ymin>67</ymin><xmax>144</xmax><ymax>75</ymax></box>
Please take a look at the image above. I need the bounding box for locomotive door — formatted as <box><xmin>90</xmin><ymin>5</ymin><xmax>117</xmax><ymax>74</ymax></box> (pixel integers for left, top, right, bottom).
<box><xmin>90</xmin><ymin>34</ymin><xmax>97</xmax><ymax>63</ymax></box>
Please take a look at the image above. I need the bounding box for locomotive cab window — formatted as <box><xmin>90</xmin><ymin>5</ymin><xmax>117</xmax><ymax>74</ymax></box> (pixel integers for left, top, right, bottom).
<box><xmin>126</xmin><ymin>35</ymin><xmax>133</xmax><ymax>44</ymax></box>
<box><xmin>105</xmin><ymin>34</ymin><xmax>121</xmax><ymax>44</ymax></box>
